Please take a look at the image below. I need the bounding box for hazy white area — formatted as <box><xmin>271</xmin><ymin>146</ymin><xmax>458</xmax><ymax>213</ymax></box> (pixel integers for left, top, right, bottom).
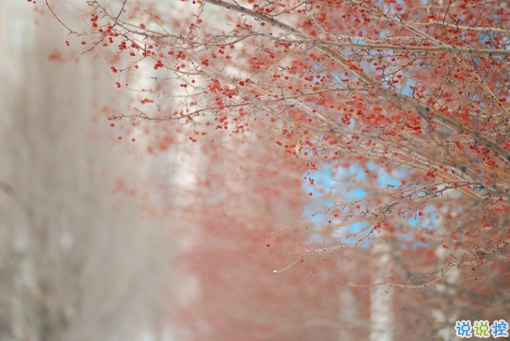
<box><xmin>0</xmin><ymin>1</ymin><xmax>185</xmax><ymax>340</ymax></box>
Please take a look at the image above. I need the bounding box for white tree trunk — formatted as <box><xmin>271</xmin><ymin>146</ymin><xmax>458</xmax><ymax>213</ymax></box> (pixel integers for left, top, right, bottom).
<box><xmin>431</xmin><ymin>186</ymin><xmax>460</xmax><ymax>341</ymax></box>
<box><xmin>0</xmin><ymin>1</ymin><xmax>178</xmax><ymax>340</ymax></box>
<box><xmin>370</xmin><ymin>234</ymin><xmax>394</xmax><ymax>341</ymax></box>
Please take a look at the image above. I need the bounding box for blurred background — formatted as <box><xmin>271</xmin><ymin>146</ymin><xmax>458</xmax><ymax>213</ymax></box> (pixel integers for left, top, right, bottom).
<box><xmin>0</xmin><ymin>1</ymin><xmax>184</xmax><ymax>340</ymax></box>
<box><xmin>2</xmin><ymin>1</ymin><xmax>507</xmax><ymax>341</ymax></box>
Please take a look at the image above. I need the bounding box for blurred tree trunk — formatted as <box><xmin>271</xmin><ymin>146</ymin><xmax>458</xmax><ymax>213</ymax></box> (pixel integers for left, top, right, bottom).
<box><xmin>0</xmin><ymin>2</ymin><xmax>176</xmax><ymax>340</ymax></box>
<box><xmin>369</xmin><ymin>235</ymin><xmax>394</xmax><ymax>341</ymax></box>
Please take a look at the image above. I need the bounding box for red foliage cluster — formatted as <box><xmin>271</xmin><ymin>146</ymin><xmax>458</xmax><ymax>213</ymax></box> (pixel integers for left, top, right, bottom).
<box><xmin>47</xmin><ymin>0</ymin><xmax>510</xmax><ymax>338</ymax></box>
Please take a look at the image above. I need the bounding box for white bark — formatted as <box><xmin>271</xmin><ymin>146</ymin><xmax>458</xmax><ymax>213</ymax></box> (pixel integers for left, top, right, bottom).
<box><xmin>369</xmin><ymin>234</ymin><xmax>394</xmax><ymax>341</ymax></box>
<box><xmin>0</xmin><ymin>1</ymin><xmax>178</xmax><ymax>340</ymax></box>
<box><xmin>432</xmin><ymin>187</ymin><xmax>461</xmax><ymax>341</ymax></box>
